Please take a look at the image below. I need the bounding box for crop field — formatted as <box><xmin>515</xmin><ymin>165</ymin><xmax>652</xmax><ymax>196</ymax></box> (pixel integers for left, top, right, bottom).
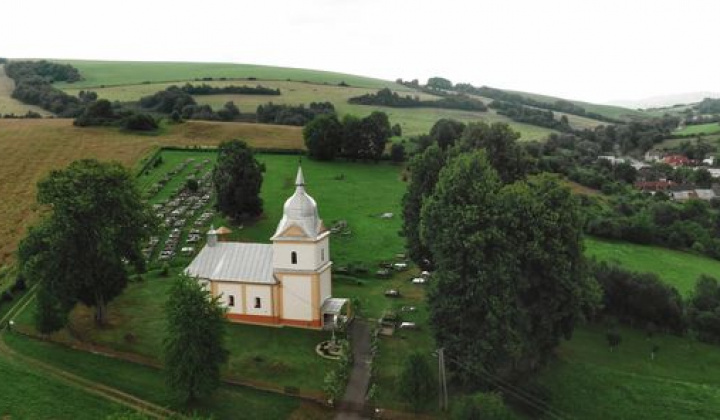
<box><xmin>53</xmin><ymin>60</ymin><xmax>404</xmax><ymax>91</ymax></box>
<box><xmin>0</xmin><ymin>118</ymin><xmax>302</xmax><ymax>265</ymax></box>
<box><xmin>674</xmin><ymin>122</ymin><xmax>720</xmax><ymax>136</ymax></box>
<box><xmin>585</xmin><ymin>236</ymin><xmax>720</xmax><ymax>295</ymax></box>
<box><xmin>0</xmin><ymin>64</ymin><xmax>49</xmax><ymax>116</ymax></box>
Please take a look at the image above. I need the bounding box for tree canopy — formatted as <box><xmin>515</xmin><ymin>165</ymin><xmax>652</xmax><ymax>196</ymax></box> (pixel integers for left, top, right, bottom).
<box><xmin>164</xmin><ymin>275</ymin><xmax>229</xmax><ymax>403</ymax></box>
<box><xmin>212</xmin><ymin>140</ymin><xmax>265</xmax><ymax>221</ymax></box>
<box><xmin>18</xmin><ymin>159</ymin><xmax>154</xmax><ymax>330</ymax></box>
<box><xmin>303</xmin><ymin>114</ymin><xmax>343</xmax><ymax>160</ymax></box>
<box><xmin>420</xmin><ymin>150</ymin><xmax>594</xmax><ymax>383</ymax></box>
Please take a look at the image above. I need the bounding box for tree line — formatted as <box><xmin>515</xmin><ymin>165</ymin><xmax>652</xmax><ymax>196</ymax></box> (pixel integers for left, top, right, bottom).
<box><xmin>256</xmin><ymin>102</ymin><xmax>335</xmax><ymax>126</ymax></box>
<box><xmin>348</xmin><ymin>88</ymin><xmax>487</xmax><ymax>112</ymax></box>
<box><xmin>178</xmin><ymin>82</ymin><xmax>280</xmax><ymax>96</ymax></box>
<box><xmin>489</xmin><ymin>100</ymin><xmax>569</xmax><ymax>131</ymax></box>
<box><xmin>5</xmin><ymin>60</ymin><xmax>85</xmax><ymax>117</ymax></box>
<box><xmin>138</xmin><ymin>85</ymin><xmax>242</xmax><ymax>122</ymax></box>
<box><xmin>303</xmin><ymin>112</ymin><xmax>397</xmax><ymax>162</ymax></box>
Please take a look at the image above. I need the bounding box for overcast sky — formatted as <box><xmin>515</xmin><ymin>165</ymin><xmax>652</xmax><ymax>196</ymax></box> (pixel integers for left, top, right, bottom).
<box><xmin>2</xmin><ymin>0</ymin><xmax>718</xmax><ymax>104</ymax></box>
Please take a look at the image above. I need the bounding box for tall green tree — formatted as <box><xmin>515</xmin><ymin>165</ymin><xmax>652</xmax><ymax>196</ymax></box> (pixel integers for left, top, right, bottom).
<box><xmin>401</xmin><ymin>144</ymin><xmax>446</xmax><ymax>268</ymax></box>
<box><xmin>398</xmin><ymin>353</ymin><xmax>436</xmax><ymax>412</ymax></box>
<box><xmin>459</xmin><ymin>122</ymin><xmax>533</xmax><ymax>183</ymax></box>
<box><xmin>341</xmin><ymin>114</ymin><xmax>364</xmax><ymax>161</ymax></box>
<box><xmin>18</xmin><ymin>159</ymin><xmax>154</xmax><ymax>328</ymax></box>
<box><xmin>421</xmin><ymin>151</ymin><xmax>593</xmax><ymax>383</ymax></box>
<box><xmin>430</xmin><ymin>118</ymin><xmax>465</xmax><ymax>150</ymax></box>
<box><xmin>303</xmin><ymin>114</ymin><xmax>343</xmax><ymax>160</ymax></box>
<box><xmin>164</xmin><ymin>275</ymin><xmax>229</xmax><ymax>403</ymax></box>
<box><xmin>361</xmin><ymin>111</ymin><xmax>392</xmax><ymax>161</ymax></box>
<box><xmin>213</xmin><ymin>140</ymin><xmax>265</xmax><ymax>221</ymax></box>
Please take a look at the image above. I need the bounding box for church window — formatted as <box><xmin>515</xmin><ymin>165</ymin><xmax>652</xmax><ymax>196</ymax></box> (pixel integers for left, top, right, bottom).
<box><xmin>228</xmin><ymin>295</ymin><xmax>235</xmax><ymax>307</ymax></box>
<box><xmin>291</xmin><ymin>251</ymin><xmax>297</xmax><ymax>265</ymax></box>
<box><xmin>255</xmin><ymin>297</ymin><xmax>262</xmax><ymax>308</ymax></box>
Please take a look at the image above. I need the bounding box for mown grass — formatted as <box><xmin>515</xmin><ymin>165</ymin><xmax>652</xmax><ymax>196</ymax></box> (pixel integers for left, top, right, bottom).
<box><xmin>585</xmin><ymin>236</ymin><xmax>720</xmax><ymax>295</ymax></box>
<box><xmin>0</xmin><ymin>119</ymin><xmax>301</xmax><ymax>265</ymax></box>
<box><xmin>0</xmin><ymin>342</ymin><xmax>123</xmax><ymax>419</ymax></box>
<box><xmin>674</xmin><ymin>122</ymin><xmax>720</xmax><ymax>136</ymax></box>
<box><xmin>534</xmin><ymin>324</ymin><xmax>720</xmax><ymax>420</ymax></box>
<box><xmin>53</xmin><ymin>60</ymin><xmax>402</xmax><ymax>91</ymax></box>
<box><xmin>3</xmin><ymin>332</ymin><xmax>329</xmax><ymax>420</ymax></box>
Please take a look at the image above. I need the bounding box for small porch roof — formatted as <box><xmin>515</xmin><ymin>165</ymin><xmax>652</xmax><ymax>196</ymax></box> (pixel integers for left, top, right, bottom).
<box><xmin>321</xmin><ymin>298</ymin><xmax>349</xmax><ymax>315</ymax></box>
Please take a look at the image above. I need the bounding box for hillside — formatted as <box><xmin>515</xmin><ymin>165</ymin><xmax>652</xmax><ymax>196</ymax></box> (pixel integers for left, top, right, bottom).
<box><xmin>0</xmin><ymin>118</ymin><xmax>302</xmax><ymax>264</ymax></box>
<box><xmin>505</xmin><ymin>89</ymin><xmax>651</xmax><ymax>121</ymax></box>
<box><xmin>0</xmin><ymin>64</ymin><xmax>50</xmax><ymax>116</ymax></box>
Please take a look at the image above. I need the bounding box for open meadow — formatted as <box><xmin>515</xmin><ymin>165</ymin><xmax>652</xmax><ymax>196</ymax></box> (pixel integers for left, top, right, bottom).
<box><xmin>0</xmin><ymin>118</ymin><xmax>301</xmax><ymax>265</ymax></box>
<box><xmin>673</xmin><ymin>122</ymin><xmax>720</xmax><ymax>136</ymax></box>
<box><xmin>585</xmin><ymin>236</ymin><xmax>720</xmax><ymax>295</ymax></box>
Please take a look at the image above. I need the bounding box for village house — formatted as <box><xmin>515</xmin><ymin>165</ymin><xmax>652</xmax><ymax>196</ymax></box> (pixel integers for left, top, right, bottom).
<box><xmin>185</xmin><ymin>167</ymin><xmax>350</xmax><ymax>330</ymax></box>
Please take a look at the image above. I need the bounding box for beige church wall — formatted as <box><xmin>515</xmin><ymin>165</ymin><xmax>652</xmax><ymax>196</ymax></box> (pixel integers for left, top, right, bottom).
<box><xmin>315</xmin><ymin>236</ymin><xmax>330</xmax><ymax>268</ymax></box>
<box><xmin>245</xmin><ymin>284</ymin><xmax>273</xmax><ymax>316</ymax></box>
<box><xmin>215</xmin><ymin>282</ymin><xmax>244</xmax><ymax>315</ymax></box>
<box><xmin>281</xmin><ymin>275</ymin><xmax>313</xmax><ymax>321</ymax></box>
<box><xmin>320</xmin><ymin>266</ymin><xmax>332</xmax><ymax>303</ymax></box>
<box><xmin>272</xmin><ymin>242</ymin><xmax>319</xmax><ymax>271</ymax></box>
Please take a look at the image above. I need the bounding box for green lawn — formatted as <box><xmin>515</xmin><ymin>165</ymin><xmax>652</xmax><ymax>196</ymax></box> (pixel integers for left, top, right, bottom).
<box><xmin>585</xmin><ymin>236</ymin><xmax>720</xmax><ymax>295</ymax></box>
<box><xmin>3</xmin><ymin>332</ymin><xmax>327</xmax><ymax>420</ymax></box>
<box><xmin>0</xmin><ymin>342</ymin><xmax>124</xmax><ymax>419</ymax></box>
<box><xmin>674</xmin><ymin>122</ymin><xmax>720</xmax><ymax>136</ymax></box>
<box><xmin>534</xmin><ymin>324</ymin><xmax>720</xmax><ymax>420</ymax></box>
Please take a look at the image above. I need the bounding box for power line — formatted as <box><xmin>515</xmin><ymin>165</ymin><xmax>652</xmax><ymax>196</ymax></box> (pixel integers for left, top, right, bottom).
<box><xmin>441</xmin><ymin>351</ymin><xmax>570</xmax><ymax>420</ymax></box>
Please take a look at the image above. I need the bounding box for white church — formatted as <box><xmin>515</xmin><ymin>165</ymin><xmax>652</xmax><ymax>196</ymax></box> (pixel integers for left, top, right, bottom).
<box><xmin>185</xmin><ymin>167</ymin><xmax>350</xmax><ymax>329</ymax></box>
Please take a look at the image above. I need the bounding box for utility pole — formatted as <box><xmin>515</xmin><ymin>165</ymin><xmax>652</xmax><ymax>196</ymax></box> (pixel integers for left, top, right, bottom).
<box><xmin>437</xmin><ymin>348</ymin><xmax>448</xmax><ymax>411</ymax></box>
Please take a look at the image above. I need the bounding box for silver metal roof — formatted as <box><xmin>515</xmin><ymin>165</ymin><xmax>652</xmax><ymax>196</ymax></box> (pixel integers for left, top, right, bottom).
<box><xmin>321</xmin><ymin>298</ymin><xmax>349</xmax><ymax>315</ymax></box>
<box><xmin>272</xmin><ymin>167</ymin><xmax>323</xmax><ymax>239</ymax></box>
<box><xmin>185</xmin><ymin>242</ymin><xmax>275</xmax><ymax>284</ymax></box>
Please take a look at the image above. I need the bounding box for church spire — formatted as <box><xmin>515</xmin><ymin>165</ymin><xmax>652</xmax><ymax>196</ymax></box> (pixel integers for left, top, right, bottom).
<box><xmin>295</xmin><ymin>166</ymin><xmax>305</xmax><ymax>187</ymax></box>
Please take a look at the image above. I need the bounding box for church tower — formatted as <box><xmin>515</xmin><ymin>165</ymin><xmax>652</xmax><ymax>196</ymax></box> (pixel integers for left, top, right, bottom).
<box><xmin>270</xmin><ymin>167</ymin><xmax>332</xmax><ymax>328</ymax></box>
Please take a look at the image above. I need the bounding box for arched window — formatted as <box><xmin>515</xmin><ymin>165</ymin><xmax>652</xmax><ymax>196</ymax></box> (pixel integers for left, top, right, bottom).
<box><xmin>228</xmin><ymin>295</ymin><xmax>235</xmax><ymax>307</ymax></box>
<box><xmin>291</xmin><ymin>251</ymin><xmax>297</xmax><ymax>265</ymax></box>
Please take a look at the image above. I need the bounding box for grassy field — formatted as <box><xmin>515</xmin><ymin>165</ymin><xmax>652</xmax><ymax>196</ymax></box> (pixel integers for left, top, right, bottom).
<box><xmin>0</xmin><ymin>352</ymin><xmax>125</xmax><ymax>419</ymax></box>
<box><xmin>53</xmin><ymin>60</ymin><xmax>403</xmax><ymax>91</ymax></box>
<box><xmin>505</xmin><ymin>89</ymin><xmax>651</xmax><ymax>121</ymax></box>
<box><xmin>61</xmin><ymin>78</ymin><xmax>557</xmax><ymax>139</ymax></box>
<box><xmin>0</xmin><ymin>118</ymin><xmax>301</xmax><ymax>265</ymax></box>
<box><xmin>535</xmin><ymin>324</ymin><xmax>720</xmax><ymax>420</ymax></box>
<box><xmin>674</xmin><ymin>122</ymin><xmax>720</xmax><ymax>136</ymax></box>
<box><xmin>0</xmin><ymin>64</ymin><xmax>50</xmax><ymax>116</ymax></box>
<box><xmin>4</xmin><ymin>332</ymin><xmax>329</xmax><ymax>419</ymax></box>
<box><xmin>653</xmin><ymin>133</ymin><xmax>720</xmax><ymax>150</ymax></box>
<box><xmin>585</xmin><ymin>236</ymin><xmax>720</xmax><ymax>295</ymax></box>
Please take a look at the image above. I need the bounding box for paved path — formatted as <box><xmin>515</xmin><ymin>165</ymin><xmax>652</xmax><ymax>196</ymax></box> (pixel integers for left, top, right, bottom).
<box><xmin>334</xmin><ymin>319</ymin><xmax>373</xmax><ymax>420</ymax></box>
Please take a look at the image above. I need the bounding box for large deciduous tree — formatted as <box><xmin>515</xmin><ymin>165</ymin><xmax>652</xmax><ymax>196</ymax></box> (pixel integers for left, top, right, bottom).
<box><xmin>401</xmin><ymin>144</ymin><xmax>446</xmax><ymax>268</ymax></box>
<box><xmin>459</xmin><ymin>122</ymin><xmax>534</xmax><ymax>184</ymax></box>
<box><xmin>430</xmin><ymin>118</ymin><xmax>465</xmax><ymax>150</ymax></box>
<box><xmin>164</xmin><ymin>275</ymin><xmax>229</xmax><ymax>403</ymax></box>
<box><xmin>361</xmin><ymin>111</ymin><xmax>392</xmax><ymax>161</ymax></box>
<box><xmin>213</xmin><ymin>140</ymin><xmax>265</xmax><ymax>221</ymax></box>
<box><xmin>303</xmin><ymin>114</ymin><xmax>343</xmax><ymax>160</ymax></box>
<box><xmin>18</xmin><ymin>159</ymin><xmax>154</xmax><ymax>329</ymax></box>
<box><xmin>421</xmin><ymin>150</ymin><xmax>594</xmax><ymax>383</ymax></box>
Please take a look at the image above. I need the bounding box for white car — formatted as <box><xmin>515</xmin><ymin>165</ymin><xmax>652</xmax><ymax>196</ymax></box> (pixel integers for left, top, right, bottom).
<box><xmin>411</xmin><ymin>277</ymin><xmax>427</xmax><ymax>284</ymax></box>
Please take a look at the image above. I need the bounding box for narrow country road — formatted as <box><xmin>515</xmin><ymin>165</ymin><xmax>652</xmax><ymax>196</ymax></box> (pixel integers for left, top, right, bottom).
<box><xmin>334</xmin><ymin>319</ymin><xmax>372</xmax><ymax>420</ymax></box>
